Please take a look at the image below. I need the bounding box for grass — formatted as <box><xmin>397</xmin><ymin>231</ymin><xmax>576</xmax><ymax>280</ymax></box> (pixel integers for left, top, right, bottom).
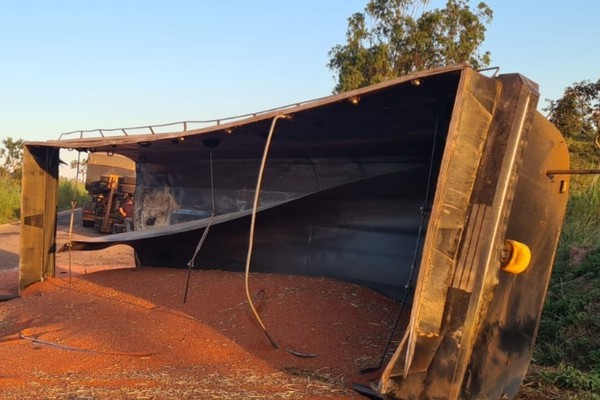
<box><xmin>556</xmin><ymin>176</ymin><xmax>600</xmax><ymax>254</ymax></box>
<box><xmin>518</xmin><ymin>365</ymin><xmax>600</xmax><ymax>399</ymax></box>
<box><xmin>0</xmin><ymin>175</ymin><xmax>89</xmax><ymax>224</ymax></box>
<box><xmin>57</xmin><ymin>177</ymin><xmax>90</xmax><ymax>211</ymax></box>
<box><xmin>0</xmin><ymin>174</ymin><xmax>21</xmax><ymax>224</ymax></box>
<box><xmin>535</xmin><ymin>247</ymin><xmax>600</xmax><ymax>369</ymax></box>
<box><xmin>542</xmin><ymin>365</ymin><xmax>600</xmax><ymax>392</ymax></box>
<box><xmin>522</xmin><ymin>179</ymin><xmax>600</xmax><ymax>398</ymax></box>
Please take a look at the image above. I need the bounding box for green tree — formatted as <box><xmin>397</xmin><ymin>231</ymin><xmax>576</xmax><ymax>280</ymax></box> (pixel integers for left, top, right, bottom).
<box><xmin>0</xmin><ymin>137</ymin><xmax>24</xmax><ymax>179</ymax></box>
<box><xmin>545</xmin><ymin>79</ymin><xmax>600</xmax><ymax>169</ymax></box>
<box><xmin>70</xmin><ymin>157</ymin><xmax>88</xmax><ymax>182</ymax></box>
<box><xmin>328</xmin><ymin>0</ymin><xmax>493</xmax><ymax>93</ymax></box>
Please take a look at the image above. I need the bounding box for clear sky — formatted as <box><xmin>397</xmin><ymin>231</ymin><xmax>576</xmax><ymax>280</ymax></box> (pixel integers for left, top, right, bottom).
<box><xmin>1</xmin><ymin>0</ymin><xmax>599</xmax><ymax>144</ymax></box>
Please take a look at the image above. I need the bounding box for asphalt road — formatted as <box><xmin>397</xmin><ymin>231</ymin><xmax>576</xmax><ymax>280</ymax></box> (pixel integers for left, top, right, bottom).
<box><xmin>0</xmin><ymin>221</ymin><xmax>21</xmax><ymax>271</ymax></box>
<box><xmin>0</xmin><ymin>209</ymin><xmax>87</xmax><ymax>267</ymax></box>
<box><xmin>57</xmin><ymin>207</ymin><xmax>81</xmax><ymax>228</ymax></box>
<box><xmin>0</xmin><ymin>218</ymin><xmax>21</xmax><ymax>298</ymax></box>
<box><xmin>1</xmin><ymin>208</ymin><xmax>136</xmax><ymax>299</ymax></box>
<box><xmin>0</xmin><ymin>208</ymin><xmax>99</xmax><ymax>298</ymax></box>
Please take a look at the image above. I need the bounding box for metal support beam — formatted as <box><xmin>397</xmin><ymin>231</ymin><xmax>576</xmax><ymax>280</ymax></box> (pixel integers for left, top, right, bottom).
<box><xmin>18</xmin><ymin>146</ymin><xmax>59</xmax><ymax>290</ymax></box>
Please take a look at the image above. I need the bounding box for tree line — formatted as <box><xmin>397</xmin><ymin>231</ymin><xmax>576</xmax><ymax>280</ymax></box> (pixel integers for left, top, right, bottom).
<box><xmin>0</xmin><ymin>137</ymin><xmax>23</xmax><ymax>180</ymax></box>
<box><xmin>328</xmin><ymin>0</ymin><xmax>599</xmax><ymax>168</ymax></box>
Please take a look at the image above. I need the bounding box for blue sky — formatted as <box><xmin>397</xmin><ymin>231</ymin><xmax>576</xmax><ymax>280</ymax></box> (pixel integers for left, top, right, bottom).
<box><xmin>1</xmin><ymin>0</ymin><xmax>599</xmax><ymax>144</ymax></box>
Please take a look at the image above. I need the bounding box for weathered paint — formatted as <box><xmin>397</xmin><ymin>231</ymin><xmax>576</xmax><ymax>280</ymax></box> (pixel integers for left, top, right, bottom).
<box><xmin>19</xmin><ymin>146</ymin><xmax>59</xmax><ymax>289</ymax></box>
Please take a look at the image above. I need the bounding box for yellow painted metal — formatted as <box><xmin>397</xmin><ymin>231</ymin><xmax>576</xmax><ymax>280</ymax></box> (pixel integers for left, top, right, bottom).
<box><xmin>501</xmin><ymin>240</ymin><xmax>532</xmax><ymax>274</ymax></box>
<box><xmin>100</xmin><ymin>174</ymin><xmax>121</xmax><ymax>233</ymax></box>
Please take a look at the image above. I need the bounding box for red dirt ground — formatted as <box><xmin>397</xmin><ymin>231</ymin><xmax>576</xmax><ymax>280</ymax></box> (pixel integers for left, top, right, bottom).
<box><xmin>0</xmin><ymin>222</ymin><xmax>406</xmax><ymax>399</ymax></box>
<box><xmin>0</xmin><ymin>214</ymin><xmax>562</xmax><ymax>399</ymax></box>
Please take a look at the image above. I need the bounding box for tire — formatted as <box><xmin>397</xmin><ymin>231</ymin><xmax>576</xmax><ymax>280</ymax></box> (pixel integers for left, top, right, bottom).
<box><xmin>122</xmin><ymin>176</ymin><xmax>136</xmax><ymax>185</ymax></box>
<box><xmin>88</xmin><ymin>181</ymin><xmax>100</xmax><ymax>193</ymax></box>
<box><xmin>112</xmin><ymin>223</ymin><xmax>126</xmax><ymax>234</ymax></box>
<box><xmin>94</xmin><ymin>216</ymin><xmax>103</xmax><ymax>232</ymax></box>
<box><xmin>120</xmin><ymin>183</ymin><xmax>136</xmax><ymax>194</ymax></box>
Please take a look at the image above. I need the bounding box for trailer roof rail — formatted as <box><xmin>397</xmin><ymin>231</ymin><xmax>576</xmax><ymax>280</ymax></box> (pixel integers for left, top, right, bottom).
<box><xmin>56</xmin><ymin>97</ymin><xmax>328</xmax><ymax>141</ymax></box>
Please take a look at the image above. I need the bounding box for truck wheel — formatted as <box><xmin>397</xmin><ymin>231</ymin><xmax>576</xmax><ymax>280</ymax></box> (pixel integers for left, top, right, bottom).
<box><xmin>112</xmin><ymin>223</ymin><xmax>126</xmax><ymax>233</ymax></box>
<box><xmin>94</xmin><ymin>216</ymin><xmax>103</xmax><ymax>232</ymax></box>
<box><xmin>122</xmin><ymin>176</ymin><xmax>136</xmax><ymax>185</ymax></box>
<box><xmin>89</xmin><ymin>181</ymin><xmax>100</xmax><ymax>192</ymax></box>
<box><xmin>120</xmin><ymin>184</ymin><xmax>136</xmax><ymax>194</ymax></box>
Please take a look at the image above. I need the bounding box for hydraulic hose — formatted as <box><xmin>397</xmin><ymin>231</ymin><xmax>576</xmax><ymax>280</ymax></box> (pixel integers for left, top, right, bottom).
<box><xmin>243</xmin><ymin>114</ymin><xmax>290</xmax><ymax>349</ymax></box>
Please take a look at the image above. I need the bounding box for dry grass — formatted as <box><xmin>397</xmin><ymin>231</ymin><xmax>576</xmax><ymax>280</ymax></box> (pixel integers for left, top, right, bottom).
<box><xmin>0</xmin><ymin>366</ymin><xmax>353</xmax><ymax>400</ymax></box>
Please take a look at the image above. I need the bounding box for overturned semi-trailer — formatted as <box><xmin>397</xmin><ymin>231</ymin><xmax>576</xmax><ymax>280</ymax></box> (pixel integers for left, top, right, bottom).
<box><xmin>19</xmin><ymin>64</ymin><xmax>569</xmax><ymax>399</ymax></box>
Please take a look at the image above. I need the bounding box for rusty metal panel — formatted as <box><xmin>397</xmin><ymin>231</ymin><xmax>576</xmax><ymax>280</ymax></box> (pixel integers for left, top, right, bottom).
<box><xmin>380</xmin><ymin>68</ymin><xmax>501</xmax><ymax>396</ymax></box>
<box><xmin>18</xmin><ymin>146</ymin><xmax>59</xmax><ymax>290</ymax></box>
<box><xmin>378</xmin><ymin>72</ymin><xmax>569</xmax><ymax>399</ymax></box>
<box><xmin>134</xmin><ymin>157</ymin><xmax>422</xmax><ymax>229</ymax></box>
<box><xmin>461</xmin><ymin>112</ymin><xmax>569</xmax><ymax>399</ymax></box>
<box><xmin>62</xmin><ymin>67</ymin><xmax>465</xmax><ymax>299</ymax></box>
<box><xmin>68</xmin><ymin>160</ymin><xmax>437</xmax><ymax>298</ymax></box>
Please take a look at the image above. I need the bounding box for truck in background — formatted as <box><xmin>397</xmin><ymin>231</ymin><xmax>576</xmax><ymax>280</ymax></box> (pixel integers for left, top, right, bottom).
<box><xmin>81</xmin><ymin>153</ymin><xmax>136</xmax><ymax>233</ymax></box>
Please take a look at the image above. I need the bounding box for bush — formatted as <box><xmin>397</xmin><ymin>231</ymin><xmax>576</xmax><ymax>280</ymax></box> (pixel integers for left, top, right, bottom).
<box><xmin>0</xmin><ymin>174</ymin><xmax>21</xmax><ymax>224</ymax></box>
<box><xmin>58</xmin><ymin>178</ymin><xmax>90</xmax><ymax>211</ymax></box>
<box><xmin>541</xmin><ymin>364</ymin><xmax>600</xmax><ymax>392</ymax></box>
<box><xmin>0</xmin><ymin>176</ymin><xmax>90</xmax><ymax>223</ymax></box>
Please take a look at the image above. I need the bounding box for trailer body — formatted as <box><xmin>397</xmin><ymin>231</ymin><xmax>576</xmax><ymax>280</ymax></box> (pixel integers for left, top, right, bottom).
<box><xmin>19</xmin><ymin>65</ymin><xmax>569</xmax><ymax>399</ymax></box>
